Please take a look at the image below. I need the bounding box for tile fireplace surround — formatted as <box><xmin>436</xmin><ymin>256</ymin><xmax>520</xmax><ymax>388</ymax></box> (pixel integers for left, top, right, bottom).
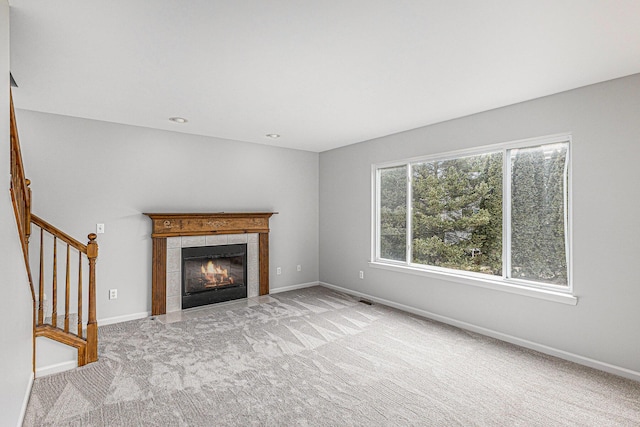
<box><xmin>166</xmin><ymin>233</ymin><xmax>259</xmax><ymax>312</ymax></box>
<box><xmin>144</xmin><ymin>212</ymin><xmax>276</xmax><ymax>315</ymax></box>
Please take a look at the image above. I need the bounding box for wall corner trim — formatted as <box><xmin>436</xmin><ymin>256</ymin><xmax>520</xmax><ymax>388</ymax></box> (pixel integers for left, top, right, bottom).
<box><xmin>18</xmin><ymin>372</ymin><xmax>34</xmax><ymax>427</ymax></box>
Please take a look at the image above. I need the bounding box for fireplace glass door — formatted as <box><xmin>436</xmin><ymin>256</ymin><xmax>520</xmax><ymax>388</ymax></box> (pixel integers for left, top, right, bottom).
<box><xmin>181</xmin><ymin>244</ymin><xmax>247</xmax><ymax>309</ymax></box>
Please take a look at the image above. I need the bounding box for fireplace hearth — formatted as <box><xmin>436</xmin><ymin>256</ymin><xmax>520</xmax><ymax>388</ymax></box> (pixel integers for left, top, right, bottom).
<box><xmin>182</xmin><ymin>244</ymin><xmax>247</xmax><ymax>309</ymax></box>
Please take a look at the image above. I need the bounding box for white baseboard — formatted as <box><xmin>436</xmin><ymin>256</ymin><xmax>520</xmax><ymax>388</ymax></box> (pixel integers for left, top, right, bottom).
<box><xmin>320</xmin><ymin>281</ymin><xmax>640</xmax><ymax>383</ymax></box>
<box><xmin>18</xmin><ymin>372</ymin><xmax>34</xmax><ymax>427</ymax></box>
<box><xmin>35</xmin><ymin>360</ymin><xmax>77</xmax><ymax>377</ymax></box>
<box><xmin>99</xmin><ymin>311</ymin><xmax>150</xmax><ymax>326</ymax></box>
<box><xmin>270</xmin><ymin>281</ymin><xmax>320</xmax><ymax>294</ymax></box>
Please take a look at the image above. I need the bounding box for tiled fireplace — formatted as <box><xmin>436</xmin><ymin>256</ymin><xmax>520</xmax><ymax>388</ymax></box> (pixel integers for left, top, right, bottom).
<box><xmin>165</xmin><ymin>233</ymin><xmax>259</xmax><ymax>312</ymax></box>
<box><xmin>144</xmin><ymin>212</ymin><xmax>276</xmax><ymax>315</ymax></box>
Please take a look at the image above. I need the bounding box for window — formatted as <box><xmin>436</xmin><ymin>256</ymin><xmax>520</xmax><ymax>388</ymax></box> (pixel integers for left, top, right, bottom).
<box><xmin>379</xmin><ymin>165</ymin><xmax>407</xmax><ymax>261</ymax></box>
<box><xmin>411</xmin><ymin>151</ymin><xmax>503</xmax><ymax>276</ymax></box>
<box><xmin>374</xmin><ymin>135</ymin><xmax>571</xmax><ymax>293</ymax></box>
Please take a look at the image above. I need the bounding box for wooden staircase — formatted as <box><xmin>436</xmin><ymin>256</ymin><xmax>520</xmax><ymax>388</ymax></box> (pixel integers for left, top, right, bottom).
<box><xmin>9</xmin><ymin>90</ymin><xmax>99</xmax><ymax>370</ymax></box>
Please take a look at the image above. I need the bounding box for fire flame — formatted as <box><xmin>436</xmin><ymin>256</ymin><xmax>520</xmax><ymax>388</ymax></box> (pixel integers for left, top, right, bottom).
<box><xmin>201</xmin><ymin>260</ymin><xmax>233</xmax><ymax>285</ymax></box>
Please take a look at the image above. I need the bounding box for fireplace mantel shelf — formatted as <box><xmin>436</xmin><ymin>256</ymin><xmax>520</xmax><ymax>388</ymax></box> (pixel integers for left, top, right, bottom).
<box><xmin>144</xmin><ymin>212</ymin><xmax>278</xmax><ymax>238</ymax></box>
<box><xmin>144</xmin><ymin>212</ymin><xmax>277</xmax><ymax>315</ymax></box>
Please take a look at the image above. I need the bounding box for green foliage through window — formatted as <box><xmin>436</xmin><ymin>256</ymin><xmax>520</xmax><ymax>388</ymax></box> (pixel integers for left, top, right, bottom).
<box><xmin>376</xmin><ymin>138</ymin><xmax>570</xmax><ymax>289</ymax></box>
<box><xmin>511</xmin><ymin>144</ymin><xmax>568</xmax><ymax>285</ymax></box>
<box><xmin>379</xmin><ymin>166</ymin><xmax>407</xmax><ymax>261</ymax></box>
<box><xmin>412</xmin><ymin>152</ymin><xmax>503</xmax><ymax>275</ymax></box>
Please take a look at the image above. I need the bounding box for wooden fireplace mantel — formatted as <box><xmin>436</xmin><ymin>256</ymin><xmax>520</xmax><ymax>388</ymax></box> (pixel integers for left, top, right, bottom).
<box><xmin>144</xmin><ymin>212</ymin><xmax>277</xmax><ymax>315</ymax></box>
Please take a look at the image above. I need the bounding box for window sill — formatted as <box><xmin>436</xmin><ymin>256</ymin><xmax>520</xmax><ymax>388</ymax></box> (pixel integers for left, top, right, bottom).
<box><xmin>368</xmin><ymin>261</ymin><xmax>578</xmax><ymax>306</ymax></box>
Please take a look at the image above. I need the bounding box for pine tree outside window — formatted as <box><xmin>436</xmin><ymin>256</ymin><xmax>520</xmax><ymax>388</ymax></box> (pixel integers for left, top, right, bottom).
<box><xmin>379</xmin><ymin>165</ymin><xmax>407</xmax><ymax>261</ymax></box>
<box><xmin>374</xmin><ymin>134</ymin><xmax>571</xmax><ymax>294</ymax></box>
<box><xmin>509</xmin><ymin>143</ymin><xmax>569</xmax><ymax>286</ymax></box>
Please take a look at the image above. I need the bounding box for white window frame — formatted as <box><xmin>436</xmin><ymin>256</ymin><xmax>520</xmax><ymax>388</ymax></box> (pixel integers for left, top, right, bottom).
<box><xmin>371</xmin><ymin>133</ymin><xmax>576</xmax><ymax>305</ymax></box>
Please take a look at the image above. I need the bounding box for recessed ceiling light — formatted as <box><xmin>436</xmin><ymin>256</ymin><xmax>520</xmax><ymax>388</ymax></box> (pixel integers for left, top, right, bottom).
<box><xmin>266</xmin><ymin>134</ymin><xmax>280</xmax><ymax>139</ymax></box>
<box><xmin>169</xmin><ymin>117</ymin><xmax>188</xmax><ymax>123</ymax></box>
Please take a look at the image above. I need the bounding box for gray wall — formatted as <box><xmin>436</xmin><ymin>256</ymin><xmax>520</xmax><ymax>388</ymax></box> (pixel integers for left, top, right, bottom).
<box><xmin>16</xmin><ymin>111</ymin><xmax>319</xmax><ymax>324</ymax></box>
<box><xmin>319</xmin><ymin>73</ymin><xmax>640</xmax><ymax>374</ymax></box>
<box><xmin>0</xmin><ymin>1</ymin><xmax>34</xmax><ymax>425</ymax></box>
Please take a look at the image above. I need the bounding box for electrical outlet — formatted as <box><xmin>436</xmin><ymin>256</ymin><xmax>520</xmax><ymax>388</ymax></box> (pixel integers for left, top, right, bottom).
<box><xmin>297</xmin><ymin>265</ymin><xmax>301</xmax><ymax>272</ymax></box>
<box><xmin>359</xmin><ymin>271</ymin><xmax>364</xmax><ymax>279</ymax></box>
<box><xmin>96</xmin><ymin>223</ymin><xmax>105</xmax><ymax>234</ymax></box>
<box><xmin>109</xmin><ymin>289</ymin><xmax>117</xmax><ymax>300</ymax></box>
<box><xmin>276</xmin><ymin>267</ymin><xmax>282</xmax><ymax>275</ymax></box>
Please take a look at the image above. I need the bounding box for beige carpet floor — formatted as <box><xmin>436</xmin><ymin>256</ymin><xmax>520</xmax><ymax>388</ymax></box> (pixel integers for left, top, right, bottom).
<box><xmin>24</xmin><ymin>286</ymin><xmax>640</xmax><ymax>426</ymax></box>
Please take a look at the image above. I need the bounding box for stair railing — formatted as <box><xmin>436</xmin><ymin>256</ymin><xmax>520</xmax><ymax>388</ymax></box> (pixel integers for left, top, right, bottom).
<box><xmin>9</xmin><ymin>91</ymin><xmax>36</xmax><ymax>371</ymax></box>
<box><xmin>9</xmin><ymin>90</ymin><xmax>98</xmax><ymax>369</ymax></box>
<box><xmin>31</xmin><ymin>216</ymin><xmax>99</xmax><ymax>365</ymax></box>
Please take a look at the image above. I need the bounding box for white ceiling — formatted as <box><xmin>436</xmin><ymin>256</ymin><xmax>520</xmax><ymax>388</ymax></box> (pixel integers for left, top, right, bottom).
<box><xmin>9</xmin><ymin>1</ymin><xmax>640</xmax><ymax>152</ymax></box>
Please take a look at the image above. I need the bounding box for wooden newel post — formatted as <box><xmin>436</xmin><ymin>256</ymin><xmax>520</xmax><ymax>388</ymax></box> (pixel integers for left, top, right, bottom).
<box><xmin>85</xmin><ymin>233</ymin><xmax>99</xmax><ymax>364</ymax></box>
